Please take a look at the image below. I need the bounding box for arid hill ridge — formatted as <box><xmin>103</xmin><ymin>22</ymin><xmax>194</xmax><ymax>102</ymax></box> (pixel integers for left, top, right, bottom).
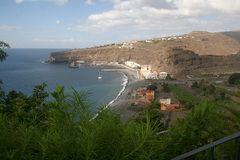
<box><xmin>49</xmin><ymin>31</ymin><xmax>240</xmax><ymax>76</ymax></box>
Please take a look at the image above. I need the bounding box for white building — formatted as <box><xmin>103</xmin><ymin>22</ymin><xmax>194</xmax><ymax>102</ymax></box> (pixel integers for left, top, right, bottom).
<box><xmin>125</xmin><ymin>61</ymin><xmax>141</xmax><ymax>69</ymax></box>
<box><xmin>145</xmin><ymin>71</ymin><xmax>158</xmax><ymax>79</ymax></box>
<box><xmin>121</xmin><ymin>42</ymin><xmax>134</xmax><ymax>49</ymax></box>
<box><xmin>159</xmin><ymin>98</ymin><xmax>171</xmax><ymax>105</ymax></box>
<box><xmin>141</xmin><ymin>65</ymin><xmax>151</xmax><ymax>78</ymax></box>
<box><xmin>145</xmin><ymin>40</ymin><xmax>152</xmax><ymax>43</ymax></box>
<box><xmin>140</xmin><ymin>65</ymin><xmax>158</xmax><ymax>79</ymax></box>
<box><xmin>159</xmin><ymin>72</ymin><xmax>168</xmax><ymax>80</ymax></box>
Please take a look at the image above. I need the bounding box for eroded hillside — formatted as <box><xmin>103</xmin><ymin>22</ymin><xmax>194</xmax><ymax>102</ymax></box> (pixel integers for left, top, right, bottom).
<box><xmin>49</xmin><ymin>31</ymin><xmax>240</xmax><ymax>76</ymax></box>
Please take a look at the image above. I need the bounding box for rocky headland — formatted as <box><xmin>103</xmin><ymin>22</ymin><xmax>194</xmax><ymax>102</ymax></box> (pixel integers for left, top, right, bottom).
<box><xmin>48</xmin><ymin>31</ymin><xmax>240</xmax><ymax>77</ymax></box>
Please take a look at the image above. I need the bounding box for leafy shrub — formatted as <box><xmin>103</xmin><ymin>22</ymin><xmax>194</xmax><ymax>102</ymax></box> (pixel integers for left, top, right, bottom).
<box><xmin>166</xmin><ymin>74</ymin><xmax>174</xmax><ymax>80</ymax></box>
<box><xmin>191</xmin><ymin>81</ymin><xmax>199</xmax><ymax>88</ymax></box>
<box><xmin>228</xmin><ymin>73</ymin><xmax>240</xmax><ymax>85</ymax></box>
<box><xmin>147</xmin><ymin>84</ymin><xmax>157</xmax><ymax>91</ymax></box>
<box><xmin>0</xmin><ymin>82</ymin><xmax>239</xmax><ymax>160</ymax></box>
<box><xmin>203</xmin><ymin>84</ymin><xmax>216</xmax><ymax>95</ymax></box>
<box><xmin>214</xmin><ymin>91</ymin><xmax>226</xmax><ymax>101</ymax></box>
<box><xmin>162</xmin><ymin>83</ymin><xmax>170</xmax><ymax>92</ymax></box>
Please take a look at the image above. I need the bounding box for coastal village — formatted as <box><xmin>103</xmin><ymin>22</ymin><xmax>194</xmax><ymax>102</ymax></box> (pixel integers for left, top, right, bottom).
<box><xmin>51</xmin><ymin>31</ymin><xmax>240</xmax><ymax>126</ymax></box>
<box><xmin>123</xmin><ymin>60</ymin><xmax>182</xmax><ymax>115</ymax></box>
<box><xmin>69</xmin><ymin>57</ymin><xmax>240</xmax><ymax>126</ymax></box>
<box><xmin>69</xmin><ymin>56</ymin><xmax>183</xmax><ymax>116</ymax></box>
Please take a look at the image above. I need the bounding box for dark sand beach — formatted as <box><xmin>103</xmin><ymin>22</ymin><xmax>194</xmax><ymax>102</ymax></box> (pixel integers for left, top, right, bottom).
<box><xmin>107</xmin><ymin>67</ymin><xmax>149</xmax><ymax>122</ymax></box>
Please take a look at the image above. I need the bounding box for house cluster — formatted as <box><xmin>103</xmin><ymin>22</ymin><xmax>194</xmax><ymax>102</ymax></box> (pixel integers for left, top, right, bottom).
<box><xmin>124</xmin><ymin>61</ymin><xmax>168</xmax><ymax>80</ymax></box>
<box><xmin>159</xmin><ymin>98</ymin><xmax>181</xmax><ymax>111</ymax></box>
<box><xmin>145</xmin><ymin>40</ymin><xmax>154</xmax><ymax>43</ymax></box>
<box><xmin>124</xmin><ymin>61</ymin><xmax>141</xmax><ymax>69</ymax></box>
<box><xmin>146</xmin><ymin>35</ymin><xmax>195</xmax><ymax>42</ymax></box>
<box><xmin>140</xmin><ymin>65</ymin><xmax>158</xmax><ymax>79</ymax></box>
<box><xmin>129</xmin><ymin>87</ymin><xmax>181</xmax><ymax>112</ymax></box>
<box><xmin>118</xmin><ymin>42</ymin><xmax>134</xmax><ymax>49</ymax></box>
<box><xmin>129</xmin><ymin>88</ymin><xmax>155</xmax><ymax>106</ymax></box>
<box><xmin>139</xmin><ymin>64</ymin><xmax>168</xmax><ymax>80</ymax></box>
<box><xmin>92</xmin><ymin>61</ymin><xmax>108</xmax><ymax>66</ymax></box>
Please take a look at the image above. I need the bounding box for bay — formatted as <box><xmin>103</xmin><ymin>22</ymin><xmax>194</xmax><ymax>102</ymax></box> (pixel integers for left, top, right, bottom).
<box><xmin>0</xmin><ymin>49</ymin><xmax>124</xmax><ymax>112</ymax></box>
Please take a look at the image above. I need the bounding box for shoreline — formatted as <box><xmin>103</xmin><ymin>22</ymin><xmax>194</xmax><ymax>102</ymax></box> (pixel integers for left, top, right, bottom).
<box><xmin>102</xmin><ymin>65</ymin><xmax>148</xmax><ymax>121</ymax></box>
<box><xmin>90</xmin><ymin>64</ymin><xmax>140</xmax><ymax>121</ymax></box>
<box><xmin>103</xmin><ymin>64</ymin><xmax>140</xmax><ymax>108</ymax></box>
<box><xmin>106</xmin><ymin>71</ymin><xmax>128</xmax><ymax>107</ymax></box>
<box><xmin>83</xmin><ymin>63</ymin><xmax>147</xmax><ymax>121</ymax></box>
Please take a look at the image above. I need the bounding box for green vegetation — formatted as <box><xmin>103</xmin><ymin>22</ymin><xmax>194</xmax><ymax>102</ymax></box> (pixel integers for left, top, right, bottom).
<box><xmin>161</xmin><ymin>83</ymin><xmax>171</xmax><ymax>93</ymax></box>
<box><xmin>170</xmin><ymin>84</ymin><xmax>200</xmax><ymax>109</ymax></box>
<box><xmin>147</xmin><ymin>84</ymin><xmax>157</xmax><ymax>91</ymax></box>
<box><xmin>165</xmin><ymin>74</ymin><xmax>174</xmax><ymax>80</ymax></box>
<box><xmin>228</xmin><ymin>73</ymin><xmax>240</xmax><ymax>85</ymax></box>
<box><xmin>156</xmin><ymin>102</ymin><xmax>229</xmax><ymax>159</ymax></box>
<box><xmin>0</xmin><ymin>84</ymin><xmax>154</xmax><ymax>160</ymax></box>
<box><xmin>0</xmin><ymin>41</ymin><xmax>10</xmax><ymax>61</ymax></box>
<box><xmin>191</xmin><ymin>81</ymin><xmax>200</xmax><ymax>88</ymax></box>
<box><xmin>0</xmin><ymin>81</ymin><xmax>240</xmax><ymax>159</ymax></box>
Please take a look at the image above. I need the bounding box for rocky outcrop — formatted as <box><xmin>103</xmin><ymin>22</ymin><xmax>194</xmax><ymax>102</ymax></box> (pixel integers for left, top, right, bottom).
<box><xmin>158</xmin><ymin>48</ymin><xmax>240</xmax><ymax>76</ymax></box>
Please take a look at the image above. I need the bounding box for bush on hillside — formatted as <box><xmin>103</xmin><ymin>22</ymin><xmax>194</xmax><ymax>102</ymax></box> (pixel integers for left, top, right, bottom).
<box><xmin>191</xmin><ymin>81</ymin><xmax>199</xmax><ymax>88</ymax></box>
<box><xmin>228</xmin><ymin>73</ymin><xmax>240</xmax><ymax>85</ymax></box>
<box><xmin>0</xmin><ymin>82</ymin><xmax>239</xmax><ymax>159</ymax></box>
<box><xmin>147</xmin><ymin>84</ymin><xmax>157</xmax><ymax>91</ymax></box>
<box><xmin>162</xmin><ymin>83</ymin><xmax>171</xmax><ymax>92</ymax></box>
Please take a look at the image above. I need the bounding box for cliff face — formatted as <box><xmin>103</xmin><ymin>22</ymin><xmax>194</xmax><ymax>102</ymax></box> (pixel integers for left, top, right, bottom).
<box><xmin>159</xmin><ymin>48</ymin><xmax>240</xmax><ymax>76</ymax></box>
<box><xmin>49</xmin><ymin>31</ymin><xmax>240</xmax><ymax>76</ymax></box>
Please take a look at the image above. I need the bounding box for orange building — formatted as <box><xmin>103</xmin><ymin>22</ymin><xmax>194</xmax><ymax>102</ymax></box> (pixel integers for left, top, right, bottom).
<box><xmin>160</xmin><ymin>103</ymin><xmax>181</xmax><ymax>111</ymax></box>
<box><xmin>159</xmin><ymin>98</ymin><xmax>181</xmax><ymax>111</ymax></box>
<box><xmin>146</xmin><ymin>90</ymin><xmax>155</xmax><ymax>102</ymax></box>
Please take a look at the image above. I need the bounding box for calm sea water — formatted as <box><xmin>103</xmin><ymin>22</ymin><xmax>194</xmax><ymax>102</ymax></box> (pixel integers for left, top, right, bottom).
<box><xmin>0</xmin><ymin>49</ymin><xmax>124</xmax><ymax>112</ymax></box>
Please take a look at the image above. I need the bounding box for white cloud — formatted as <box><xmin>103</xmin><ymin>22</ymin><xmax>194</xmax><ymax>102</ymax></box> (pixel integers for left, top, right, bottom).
<box><xmin>0</xmin><ymin>25</ymin><xmax>19</xmax><ymax>31</ymax></box>
<box><xmin>49</xmin><ymin>0</ymin><xmax>69</xmax><ymax>5</ymax></box>
<box><xmin>79</xmin><ymin>0</ymin><xmax>240</xmax><ymax>32</ymax></box>
<box><xmin>85</xmin><ymin>0</ymin><xmax>93</xmax><ymax>5</ymax></box>
<box><xmin>56</xmin><ymin>20</ymin><xmax>61</xmax><ymax>24</ymax></box>
<box><xmin>32</xmin><ymin>37</ymin><xmax>81</xmax><ymax>43</ymax></box>
<box><xmin>15</xmin><ymin>0</ymin><xmax>69</xmax><ymax>5</ymax></box>
<box><xmin>85</xmin><ymin>0</ymin><xmax>118</xmax><ymax>5</ymax></box>
<box><xmin>15</xmin><ymin>0</ymin><xmax>24</xmax><ymax>4</ymax></box>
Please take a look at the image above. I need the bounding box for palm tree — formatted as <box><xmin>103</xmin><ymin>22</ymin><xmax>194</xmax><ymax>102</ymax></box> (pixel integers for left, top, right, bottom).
<box><xmin>0</xmin><ymin>41</ymin><xmax>10</xmax><ymax>61</ymax></box>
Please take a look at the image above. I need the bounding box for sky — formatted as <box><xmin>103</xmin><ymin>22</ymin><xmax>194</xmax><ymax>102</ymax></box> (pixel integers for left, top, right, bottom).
<box><xmin>0</xmin><ymin>0</ymin><xmax>240</xmax><ymax>48</ymax></box>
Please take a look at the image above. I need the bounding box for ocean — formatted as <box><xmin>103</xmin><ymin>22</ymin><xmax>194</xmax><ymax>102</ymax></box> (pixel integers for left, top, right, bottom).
<box><xmin>0</xmin><ymin>49</ymin><xmax>125</xmax><ymax>112</ymax></box>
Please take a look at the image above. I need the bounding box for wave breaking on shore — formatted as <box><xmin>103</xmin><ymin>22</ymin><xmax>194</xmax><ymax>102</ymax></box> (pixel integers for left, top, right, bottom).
<box><xmin>106</xmin><ymin>72</ymin><xmax>128</xmax><ymax>108</ymax></box>
<box><xmin>90</xmin><ymin>71</ymin><xmax>129</xmax><ymax>121</ymax></box>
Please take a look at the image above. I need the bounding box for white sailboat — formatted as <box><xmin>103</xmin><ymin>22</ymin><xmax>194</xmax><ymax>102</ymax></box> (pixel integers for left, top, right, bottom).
<box><xmin>98</xmin><ymin>71</ymin><xmax>102</xmax><ymax>80</ymax></box>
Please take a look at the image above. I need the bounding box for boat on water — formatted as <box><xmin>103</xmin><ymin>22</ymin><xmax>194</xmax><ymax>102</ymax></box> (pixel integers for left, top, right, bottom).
<box><xmin>98</xmin><ymin>71</ymin><xmax>102</xmax><ymax>80</ymax></box>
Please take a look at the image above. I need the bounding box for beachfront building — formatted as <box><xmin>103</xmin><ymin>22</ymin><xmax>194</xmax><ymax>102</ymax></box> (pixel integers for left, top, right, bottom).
<box><xmin>159</xmin><ymin>72</ymin><xmax>168</xmax><ymax>80</ymax></box>
<box><xmin>92</xmin><ymin>61</ymin><xmax>107</xmax><ymax>66</ymax></box>
<box><xmin>140</xmin><ymin>65</ymin><xmax>151</xmax><ymax>78</ymax></box>
<box><xmin>125</xmin><ymin>61</ymin><xmax>141</xmax><ymax>69</ymax></box>
<box><xmin>140</xmin><ymin>65</ymin><xmax>158</xmax><ymax>79</ymax></box>
<box><xmin>145</xmin><ymin>71</ymin><xmax>158</xmax><ymax>79</ymax></box>
<box><xmin>76</xmin><ymin>60</ymin><xmax>85</xmax><ymax>64</ymax></box>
